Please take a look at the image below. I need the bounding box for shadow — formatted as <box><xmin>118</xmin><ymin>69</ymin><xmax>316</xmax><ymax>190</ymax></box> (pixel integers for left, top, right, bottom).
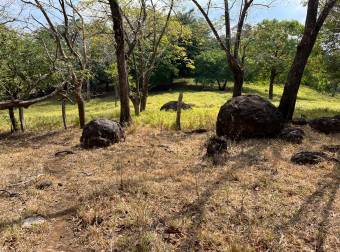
<box><xmin>0</xmin><ymin>130</ymin><xmax>65</xmax><ymax>149</ymax></box>
<box><xmin>275</xmin><ymin>154</ymin><xmax>340</xmax><ymax>251</ymax></box>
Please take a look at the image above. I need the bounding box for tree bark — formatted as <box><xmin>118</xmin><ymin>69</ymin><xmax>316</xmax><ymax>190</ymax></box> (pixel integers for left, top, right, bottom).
<box><xmin>232</xmin><ymin>67</ymin><xmax>244</xmax><ymax>97</ymax></box>
<box><xmin>8</xmin><ymin>108</ymin><xmax>18</xmax><ymax>133</ymax></box>
<box><xmin>62</xmin><ymin>99</ymin><xmax>67</xmax><ymax>130</ymax></box>
<box><xmin>269</xmin><ymin>68</ymin><xmax>277</xmax><ymax>100</ymax></box>
<box><xmin>217</xmin><ymin>80</ymin><xmax>228</xmax><ymax>91</ymax></box>
<box><xmin>19</xmin><ymin>107</ymin><xmax>25</xmax><ymax>132</ymax></box>
<box><xmin>278</xmin><ymin>0</ymin><xmax>337</xmax><ymax>121</ymax></box>
<box><xmin>129</xmin><ymin>94</ymin><xmax>140</xmax><ymax>116</ymax></box>
<box><xmin>86</xmin><ymin>80</ymin><xmax>91</xmax><ymax>100</ymax></box>
<box><xmin>109</xmin><ymin>0</ymin><xmax>132</xmax><ymax>125</ymax></box>
<box><xmin>140</xmin><ymin>75</ymin><xmax>149</xmax><ymax>112</ymax></box>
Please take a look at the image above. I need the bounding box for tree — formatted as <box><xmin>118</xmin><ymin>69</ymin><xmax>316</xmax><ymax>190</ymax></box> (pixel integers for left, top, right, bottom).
<box><xmin>108</xmin><ymin>0</ymin><xmax>132</xmax><ymax>125</ymax></box>
<box><xmin>124</xmin><ymin>0</ymin><xmax>175</xmax><ymax>114</ymax></box>
<box><xmin>278</xmin><ymin>0</ymin><xmax>338</xmax><ymax>121</ymax></box>
<box><xmin>20</xmin><ymin>0</ymin><xmax>91</xmax><ymax>128</ymax></box>
<box><xmin>0</xmin><ymin>25</ymin><xmax>62</xmax><ymax>131</ymax></box>
<box><xmin>195</xmin><ymin>49</ymin><xmax>232</xmax><ymax>90</ymax></box>
<box><xmin>250</xmin><ymin>20</ymin><xmax>303</xmax><ymax>99</ymax></box>
<box><xmin>191</xmin><ymin>0</ymin><xmax>273</xmax><ymax>97</ymax></box>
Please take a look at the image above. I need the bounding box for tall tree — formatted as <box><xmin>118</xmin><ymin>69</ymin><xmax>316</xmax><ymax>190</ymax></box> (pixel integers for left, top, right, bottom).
<box><xmin>250</xmin><ymin>20</ymin><xmax>303</xmax><ymax>99</ymax></box>
<box><xmin>20</xmin><ymin>0</ymin><xmax>90</xmax><ymax>128</ymax></box>
<box><xmin>125</xmin><ymin>0</ymin><xmax>175</xmax><ymax>114</ymax></box>
<box><xmin>278</xmin><ymin>0</ymin><xmax>338</xmax><ymax>121</ymax></box>
<box><xmin>108</xmin><ymin>0</ymin><xmax>132</xmax><ymax>125</ymax></box>
<box><xmin>191</xmin><ymin>0</ymin><xmax>272</xmax><ymax>97</ymax></box>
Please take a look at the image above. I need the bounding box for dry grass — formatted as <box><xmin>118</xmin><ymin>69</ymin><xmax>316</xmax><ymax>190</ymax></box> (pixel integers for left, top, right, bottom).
<box><xmin>0</xmin><ymin>126</ymin><xmax>339</xmax><ymax>251</ymax></box>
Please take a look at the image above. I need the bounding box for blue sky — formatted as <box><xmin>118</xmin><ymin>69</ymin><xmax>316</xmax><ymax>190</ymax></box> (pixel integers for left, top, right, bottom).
<box><xmin>183</xmin><ymin>0</ymin><xmax>307</xmax><ymax>24</ymax></box>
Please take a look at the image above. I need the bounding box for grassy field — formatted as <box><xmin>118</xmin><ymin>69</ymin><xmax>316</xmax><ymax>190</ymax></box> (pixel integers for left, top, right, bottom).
<box><xmin>1</xmin><ymin>81</ymin><xmax>339</xmax><ymax>132</ymax></box>
<box><xmin>0</xmin><ymin>80</ymin><xmax>339</xmax><ymax>251</ymax></box>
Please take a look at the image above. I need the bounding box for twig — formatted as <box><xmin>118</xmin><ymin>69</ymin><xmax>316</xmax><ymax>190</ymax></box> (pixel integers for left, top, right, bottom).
<box><xmin>0</xmin><ymin>189</ymin><xmax>19</xmax><ymax>197</ymax></box>
<box><xmin>6</xmin><ymin>174</ymin><xmax>44</xmax><ymax>188</ymax></box>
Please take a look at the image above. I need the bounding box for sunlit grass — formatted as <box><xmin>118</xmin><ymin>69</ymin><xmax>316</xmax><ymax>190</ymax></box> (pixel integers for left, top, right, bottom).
<box><xmin>0</xmin><ymin>81</ymin><xmax>339</xmax><ymax>132</ymax></box>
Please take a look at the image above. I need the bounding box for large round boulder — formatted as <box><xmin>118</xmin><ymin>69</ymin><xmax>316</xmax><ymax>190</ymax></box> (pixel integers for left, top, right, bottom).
<box><xmin>216</xmin><ymin>95</ymin><xmax>283</xmax><ymax>139</ymax></box>
<box><xmin>309</xmin><ymin>115</ymin><xmax>340</xmax><ymax>134</ymax></box>
<box><xmin>80</xmin><ymin>119</ymin><xmax>125</xmax><ymax>148</ymax></box>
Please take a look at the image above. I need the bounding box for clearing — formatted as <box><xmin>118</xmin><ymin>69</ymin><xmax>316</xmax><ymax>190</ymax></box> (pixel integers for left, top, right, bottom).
<box><xmin>0</xmin><ymin>125</ymin><xmax>339</xmax><ymax>251</ymax></box>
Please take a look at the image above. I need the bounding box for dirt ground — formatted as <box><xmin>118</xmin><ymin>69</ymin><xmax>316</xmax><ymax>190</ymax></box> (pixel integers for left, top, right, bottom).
<box><xmin>0</xmin><ymin>126</ymin><xmax>339</xmax><ymax>251</ymax></box>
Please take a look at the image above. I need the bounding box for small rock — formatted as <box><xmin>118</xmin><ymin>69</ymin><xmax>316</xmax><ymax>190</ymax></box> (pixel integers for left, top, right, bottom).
<box><xmin>291</xmin><ymin>151</ymin><xmax>328</xmax><ymax>165</ymax></box>
<box><xmin>55</xmin><ymin>150</ymin><xmax>75</xmax><ymax>157</ymax></box>
<box><xmin>309</xmin><ymin>115</ymin><xmax>340</xmax><ymax>134</ymax></box>
<box><xmin>322</xmin><ymin>145</ymin><xmax>340</xmax><ymax>153</ymax></box>
<box><xmin>22</xmin><ymin>215</ymin><xmax>46</xmax><ymax>228</ymax></box>
<box><xmin>206</xmin><ymin>135</ymin><xmax>228</xmax><ymax>157</ymax></box>
<box><xmin>279</xmin><ymin>127</ymin><xmax>305</xmax><ymax>144</ymax></box>
<box><xmin>292</xmin><ymin>118</ymin><xmax>308</xmax><ymax>126</ymax></box>
<box><xmin>187</xmin><ymin>128</ymin><xmax>208</xmax><ymax>134</ymax></box>
<box><xmin>36</xmin><ymin>180</ymin><xmax>52</xmax><ymax>190</ymax></box>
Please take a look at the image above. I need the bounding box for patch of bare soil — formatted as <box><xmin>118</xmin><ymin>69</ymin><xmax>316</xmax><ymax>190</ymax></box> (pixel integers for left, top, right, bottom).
<box><xmin>0</xmin><ymin>126</ymin><xmax>339</xmax><ymax>251</ymax></box>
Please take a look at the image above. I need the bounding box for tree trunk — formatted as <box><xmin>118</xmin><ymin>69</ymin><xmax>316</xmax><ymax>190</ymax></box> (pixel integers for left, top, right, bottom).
<box><xmin>109</xmin><ymin>0</ymin><xmax>132</xmax><ymax>125</ymax></box>
<box><xmin>62</xmin><ymin>99</ymin><xmax>67</xmax><ymax>130</ymax></box>
<box><xmin>217</xmin><ymin>80</ymin><xmax>228</xmax><ymax>91</ymax></box>
<box><xmin>75</xmin><ymin>83</ymin><xmax>85</xmax><ymax>128</ymax></box>
<box><xmin>232</xmin><ymin>68</ymin><xmax>244</xmax><ymax>97</ymax></box>
<box><xmin>269</xmin><ymin>68</ymin><xmax>277</xmax><ymax>100</ymax></box>
<box><xmin>129</xmin><ymin>94</ymin><xmax>140</xmax><ymax>116</ymax></box>
<box><xmin>19</xmin><ymin>107</ymin><xmax>25</xmax><ymax>132</ymax></box>
<box><xmin>278</xmin><ymin>0</ymin><xmax>337</xmax><ymax>121</ymax></box>
<box><xmin>8</xmin><ymin>107</ymin><xmax>18</xmax><ymax>133</ymax></box>
<box><xmin>86</xmin><ymin>79</ymin><xmax>91</xmax><ymax>100</ymax></box>
<box><xmin>140</xmin><ymin>75</ymin><xmax>149</xmax><ymax>112</ymax></box>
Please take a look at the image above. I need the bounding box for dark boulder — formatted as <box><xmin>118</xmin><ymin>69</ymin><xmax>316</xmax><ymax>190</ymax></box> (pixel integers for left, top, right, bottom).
<box><xmin>160</xmin><ymin>101</ymin><xmax>193</xmax><ymax>111</ymax></box>
<box><xmin>322</xmin><ymin>144</ymin><xmax>340</xmax><ymax>153</ymax></box>
<box><xmin>36</xmin><ymin>180</ymin><xmax>52</xmax><ymax>190</ymax></box>
<box><xmin>279</xmin><ymin>127</ymin><xmax>305</xmax><ymax>144</ymax></box>
<box><xmin>80</xmin><ymin>119</ymin><xmax>125</xmax><ymax>148</ymax></box>
<box><xmin>291</xmin><ymin>151</ymin><xmax>329</xmax><ymax>165</ymax></box>
<box><xmin>216</xmin><ymin>95</ymin><xmax>283</xmax><ymax>139</ymax></box>
<box><xmin>206</xmin><ymin>135</ymin><xmax>228</xmax><ymax>157</ymax></box>
<box><xmin>292</xmin><ymin>117</ymin><xmax>308</xmax><ymax>126</ymax></box>
<box><xmin>309</xmin><ymin>115</ymin><xmax>340</xmax><ymax>134</ymax></box>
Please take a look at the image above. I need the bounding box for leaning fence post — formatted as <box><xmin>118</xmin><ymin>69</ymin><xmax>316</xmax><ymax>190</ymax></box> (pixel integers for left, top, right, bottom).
<box><xmin>176</xmin><ymin>92</ymin><xmax>183</xmax><ymax>131</ymax></box>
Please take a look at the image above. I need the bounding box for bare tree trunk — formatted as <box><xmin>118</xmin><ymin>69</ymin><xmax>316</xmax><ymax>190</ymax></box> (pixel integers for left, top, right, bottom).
<box><xmin>86</xmin><ymin>80</ymin><xmax>91</xmax><ymax>100</ymax></box>
<box><xmin>62</xmin><ymin>99</ymin><xmax>67</xmax><ymax>130</ymax></box>
<box><xmin>176</xmin><ymin>92</ymin><xmax>183</xmax><ymax>131</ymax></box>
<box><xmin>8</xmin><ymin>107</ymin><xmax>18</xmax><ymax>133</ymax></box>
<box><xmin>75</xmin><ymin>81</ymin><xmax>85</xmax><ymax>128</ymax></box>
<box><xmin>19</xmin><ymin>107</ymin><xmax>25</xmax><ymax>132</ymax></box>
<box><xmin>217</xmin><ymin>80</ymin><xmax>228</xmax><ymax>91</ymax></box>
<box><xmin>278</xmin><ymin>0</ymin><xmax>337</xmax><ymax>121</ymax></box>
<box><xmin>140</xmin><ymin>76</ymin><xmax>149</xmax><ymax>112</ymax></box>
<box><xmin>232</xmin><ymin>68</ymin><xmax>244</xmax><ymax>97</ymax></box>
<box><xmin>130</xmin><ymin>94</ymin><xmax>140</xmax><ymax>116</ymax></box>
<box><xmin>269</xmin><ymin>68</ymin><xmax>277</xmax><ymax>100</ymax></box>
<box><xmin>109</xmin><ymin>0</ymin><xmax>132</xmax><ymax>125</ymax></box>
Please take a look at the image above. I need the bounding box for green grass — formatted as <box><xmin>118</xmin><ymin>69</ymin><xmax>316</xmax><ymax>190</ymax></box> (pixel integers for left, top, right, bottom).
<box><xmin>0</xmin><ymin>81</ymin><xmax>339</xmax><ymax>132</ymax></box>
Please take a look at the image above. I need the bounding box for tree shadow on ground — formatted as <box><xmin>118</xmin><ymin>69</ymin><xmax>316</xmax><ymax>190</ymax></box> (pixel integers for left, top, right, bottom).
<box><xmin>275</xmin><ymin>154</ymin><xmax>339</xmax><ymax>251</ymax></box>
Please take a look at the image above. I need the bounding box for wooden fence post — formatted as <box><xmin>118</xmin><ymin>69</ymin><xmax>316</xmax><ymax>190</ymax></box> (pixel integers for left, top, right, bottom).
<box><xmin>176</xmin><ymin>92</ymin><xmax>183</xmax><ymax>131</ymax></box>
